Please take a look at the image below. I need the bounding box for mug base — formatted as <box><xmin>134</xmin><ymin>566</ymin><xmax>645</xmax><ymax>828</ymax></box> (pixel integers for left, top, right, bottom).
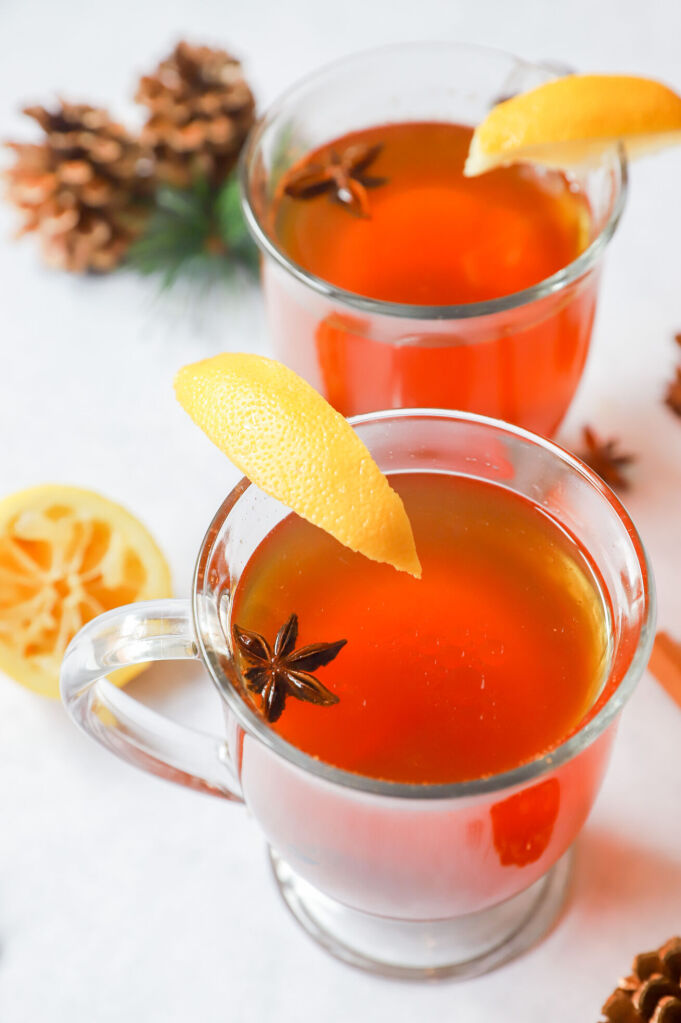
<box><xmin>269</xmin><ymin>845</ymin><xmax>574</xmax><ymax>980</ymax></box>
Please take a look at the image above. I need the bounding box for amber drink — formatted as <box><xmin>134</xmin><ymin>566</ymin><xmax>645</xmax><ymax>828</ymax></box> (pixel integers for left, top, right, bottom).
<box><xmin>242</xmin><ymin>43</ymin><xmax>626</xmax><ymax>435</ymax></box>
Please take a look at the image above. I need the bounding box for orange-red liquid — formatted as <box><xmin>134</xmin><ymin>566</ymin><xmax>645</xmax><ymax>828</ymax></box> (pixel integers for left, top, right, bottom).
<box><xmin>267</xmin><ymin>121</ymin><xmax>597</xmax><ymax>434</ymax></box>
<box><xmin>274</xmin><ymin>122</ymin><xmax>588</xmax><ymax>306</ymax></box>
<box><xmin>232</xmin><ymin>473</ymin><xmax>608</xmax><ymax>784</ymax></box>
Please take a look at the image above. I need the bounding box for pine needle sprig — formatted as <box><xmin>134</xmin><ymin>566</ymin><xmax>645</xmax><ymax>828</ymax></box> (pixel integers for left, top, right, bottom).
<box><xmin>127</xmin><ymin>173</ymin><xmax>259</xmax><ymax>287</ymax></box>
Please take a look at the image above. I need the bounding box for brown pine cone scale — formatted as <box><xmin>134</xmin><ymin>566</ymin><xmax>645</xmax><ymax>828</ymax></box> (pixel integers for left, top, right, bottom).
<box><xmin>4</xmin><ymin>101</ymin><xmax>150</xmax><ymax>272</ymax></box>
<box><xmin>602</xmin><ymin>939</ymin><xmax>681</xmax><ymax>1023</ymax></box>
<box><xmin>135</xmin><ymin>41</ymin><xmax>255</xmax><ymax>187</ymax></box>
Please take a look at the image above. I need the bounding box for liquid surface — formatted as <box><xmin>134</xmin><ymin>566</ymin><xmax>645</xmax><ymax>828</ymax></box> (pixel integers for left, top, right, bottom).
<box><xmin>273</xmin><ymin>122</ymin><xmax>589</xmax><ymax>305</ymax></box>
<box><xmin>231</xmin><ymin>473</ymin><xmax>608</xmax><ymax>784</ymax></box>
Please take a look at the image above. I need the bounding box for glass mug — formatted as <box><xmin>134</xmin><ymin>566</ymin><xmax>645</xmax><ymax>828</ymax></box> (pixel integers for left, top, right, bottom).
<box><xmin>61</xmin><ymin>411</ymin><xmax>654</xmax><ymax>979</ymax></box>
<box><xmin>240</xmin><ymin>42</ymin><xmax>627</xmax><ymax>437</ymax></box>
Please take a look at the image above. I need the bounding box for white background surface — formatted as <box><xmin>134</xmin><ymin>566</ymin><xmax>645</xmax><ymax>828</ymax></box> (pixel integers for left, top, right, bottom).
<box><xmin>1</xmin><ymin>1</ymin><xmax>681</xmax><ymax>1020</ymax></box>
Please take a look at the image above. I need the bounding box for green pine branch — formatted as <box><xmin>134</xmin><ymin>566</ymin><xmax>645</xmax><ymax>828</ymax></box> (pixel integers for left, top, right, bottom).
<box><xmin>127</xmin><ymin>173</ymin><xmax>259</xmax><ymax>288</ymax></box>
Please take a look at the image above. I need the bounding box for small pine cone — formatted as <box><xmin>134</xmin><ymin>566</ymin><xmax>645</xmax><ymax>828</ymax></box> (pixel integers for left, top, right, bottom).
<box><xmin>136</xmin><ymin>41</ymin><xmax>255</xmax><ymax>188</ymax></box>
<box><xmin>665</xmin><ymin>366</ymin><xmax>681</xmax><ymax>418</ymax></box>
<box><xmin>4</xmin><ymin>101</ymin><xmax>152</xmax><ymax>272</ymax></box>
<box><xmin>601</xmin><ymin>938</ymin><xmax>681</xmax><ymax>1023</ymax></box>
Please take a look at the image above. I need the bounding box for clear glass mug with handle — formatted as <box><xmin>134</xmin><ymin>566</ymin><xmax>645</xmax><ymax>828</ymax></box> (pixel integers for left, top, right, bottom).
<box><xmin>240</xmin><ymin>42</ymin><xmax>627</xmax><ymax>436</ymax></box>
<box><xmin>61</xmin><ymin>410</ymin><xmax>654</xmax><ymax>979</ymax></box>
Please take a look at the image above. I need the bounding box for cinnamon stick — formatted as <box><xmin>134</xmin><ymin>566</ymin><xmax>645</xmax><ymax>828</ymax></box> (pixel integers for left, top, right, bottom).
<box><xmin>648</xmin><ymin>632</ymin><xmax>681</xmax><ymax>709</ymax></box>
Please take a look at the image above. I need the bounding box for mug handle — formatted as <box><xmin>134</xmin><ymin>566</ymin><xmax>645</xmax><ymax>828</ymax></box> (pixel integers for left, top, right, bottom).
<box><xmin>60</xmin><ymin>598</ymin><xmax>243</xmax><ymax>802</ymax></box>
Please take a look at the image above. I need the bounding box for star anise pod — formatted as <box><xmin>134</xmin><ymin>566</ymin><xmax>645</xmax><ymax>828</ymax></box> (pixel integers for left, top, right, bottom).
<box><xmin>281</xmin><ymin>142</ymin><xmax>387</xmax><ymax>218</ymax></box>
<box><xmin>664</xmin><ymin>366</ymin><xmax>681</xmax><ymax>418</ymax></box>
<box><xmin>578</xmin><ymin>425</ymin><xmax>635</xmax><ymax>491</ymax></box>
<box><xmin>232</xmin><ymin>614</ymin><xmax>345</xmax><ymax>723</ymax></box>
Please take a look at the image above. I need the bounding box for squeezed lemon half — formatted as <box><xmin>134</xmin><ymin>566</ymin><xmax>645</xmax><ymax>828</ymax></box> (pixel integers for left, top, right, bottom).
<box><xmin>0</xmin><ymin>485</ymin><xmax>171</xmax><ymax>697</ymax></box>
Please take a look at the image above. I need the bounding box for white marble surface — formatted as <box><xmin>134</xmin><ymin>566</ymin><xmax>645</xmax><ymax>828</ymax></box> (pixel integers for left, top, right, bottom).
<box><xmin>1</xmin><ymin>1</ymin><xmax>681</xmax><ymax>1020</ymax></box>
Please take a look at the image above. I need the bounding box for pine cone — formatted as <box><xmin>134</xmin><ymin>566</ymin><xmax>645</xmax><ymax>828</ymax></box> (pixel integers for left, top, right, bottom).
<box><xmin>4</xmin><ymin>101</ymin><xmax>151</xmax><ymax>272</ymax></box>
<box><xmin>136</xmin><ymin>41</ymin><xmax>255</xmax><ymax>188</ymax></box>
<box><xmin>601</xmin><ymin>938</ymin><xmax>681</xmax><ymax>1023</ymax></box>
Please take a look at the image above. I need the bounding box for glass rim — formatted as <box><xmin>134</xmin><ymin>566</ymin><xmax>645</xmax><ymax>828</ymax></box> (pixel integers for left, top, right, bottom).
<box><xmin>192</xmin><ymin>408</ymin><xmax>656</xmax><ymax>801</ymax></box>
<box><xmin>239</xmin><ymin>40</ymin><xmax>629</xmax><ymax>322</ymax></box>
